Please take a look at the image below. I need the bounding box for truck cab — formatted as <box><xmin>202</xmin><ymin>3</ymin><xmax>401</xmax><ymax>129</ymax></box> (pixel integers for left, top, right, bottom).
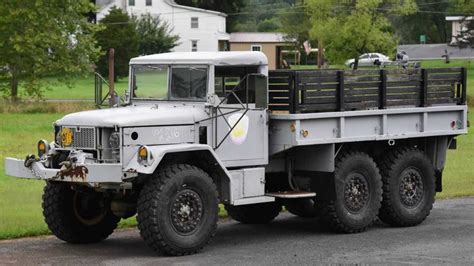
<box><xmin>5</xmin><ymin>52</ymin><xmax>468</xmax><ymax>256</ymax></box>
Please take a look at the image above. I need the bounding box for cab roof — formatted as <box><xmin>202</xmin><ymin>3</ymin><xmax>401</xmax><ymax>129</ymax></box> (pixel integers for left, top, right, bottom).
<box><xmin>130</xmin><ymin>52</ymin><xmax>268</xmax><ymax>66</ymax></box>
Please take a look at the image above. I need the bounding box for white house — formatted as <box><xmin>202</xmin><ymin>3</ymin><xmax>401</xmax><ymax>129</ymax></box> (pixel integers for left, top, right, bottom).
<box><xmin>95</xmin><ymin>0</ymin><xmax>229</xmax><ymax>52</ymax></box>
<box><xmin>446</xmin><ymin>16</ymin><xmax>473</xmax><ymax>45</ymax></box>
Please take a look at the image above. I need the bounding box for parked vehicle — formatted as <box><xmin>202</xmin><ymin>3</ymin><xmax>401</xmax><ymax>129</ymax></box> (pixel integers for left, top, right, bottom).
<box><xmin>345</xmin><ymin>53</ymin><xmax>392</xmax><ymax>68</ymax></box>
<box><xmin>5</xmin><ymin>52</ymin><xmax>468</xmax><ymax>256</ymax></box>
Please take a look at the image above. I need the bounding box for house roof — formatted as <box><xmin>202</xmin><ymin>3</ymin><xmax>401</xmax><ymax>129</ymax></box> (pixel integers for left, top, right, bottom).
<box><xmin>130</xmin><ymin>52</ymin><xmax>268</xmax><ymax>66</ymax></box>
<box><xmin>165</xmin><ymin>0</ymin><xmax>227</xmax><ymax>17</ymax></box>
<box><xmin>229</xmin><ymin>32</ymin><xmax>294</xmax><ymax>43</ymax></box>
<box><xmin>446</xmin><ymin>16</ymin><xmax>474</xmax><ymax>21</ymax></box>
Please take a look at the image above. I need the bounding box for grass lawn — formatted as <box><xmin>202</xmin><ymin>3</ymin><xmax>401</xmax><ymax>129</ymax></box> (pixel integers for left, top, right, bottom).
<box><xmin>0</xmin><ymin>111</ymin><xmax>472</xmax><ymax>239</ymax></box>
<box><xmin>17</xmin><ymin>75</ymin><xmax>129</xmax><ymax>100</ymax></box>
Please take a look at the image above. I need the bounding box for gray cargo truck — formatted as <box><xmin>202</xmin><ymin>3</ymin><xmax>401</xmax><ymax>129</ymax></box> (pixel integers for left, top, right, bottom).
<box><xmin>5</xmin><ymin>52</ymin><xmax>468</xmax><ymax>255</ymax></box>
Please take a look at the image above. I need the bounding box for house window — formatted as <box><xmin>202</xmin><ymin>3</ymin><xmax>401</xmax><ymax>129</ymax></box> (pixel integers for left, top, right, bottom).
<box><xmin>191</xmin><ymin>17</ymin><xmax>199</xmax><ymax>29</ymax></box>
<box><xmin>251</xmin><ymin>45</ymin><xmax>262</xmax><ymax>52</ymax></box>
<box><xmin>146</xmin><ymin>0</ymin><xmax>152</xmax><ymax>6</ymax></box>
<box><xmin>128</xmin><ymin>0</ymin><xmax>135</xmax><ymax>6</ymax></box>
<box><xmin>191</xmin><ymin>40</ymin><xmax>198</xmax><ymax>52</ymax></box>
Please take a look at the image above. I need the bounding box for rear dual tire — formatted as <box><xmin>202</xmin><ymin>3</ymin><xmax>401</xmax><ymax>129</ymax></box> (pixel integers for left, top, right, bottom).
<box><xmin>378</xmin><ymin>148</ymin><xmax>435</xmax><ymax>227</ymax></box>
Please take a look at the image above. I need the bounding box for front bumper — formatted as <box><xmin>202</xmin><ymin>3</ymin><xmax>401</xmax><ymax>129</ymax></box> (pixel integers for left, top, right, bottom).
<box><xmin>5</xmin><ymin>157</ymin><xmax>123</xmax><ymax>183</ymax></box>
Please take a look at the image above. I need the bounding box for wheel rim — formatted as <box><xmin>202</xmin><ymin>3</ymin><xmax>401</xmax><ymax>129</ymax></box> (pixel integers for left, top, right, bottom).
<box><xmin>73</xmin><ymin>192</ymin><xmax>108</xmax><ymax>226</ymax></box>
<box><xmin>399</xmin><ymin>167</ymin><xmax>424</xmax><ymax>208</ymax></box>
<box><xmin>343</xmin><ymin>172</ymin><xmax>370</xmax><ymax>213</ymax></box>
<box><xmin>170</xmin><ymin>189</ymin><xmax>204</xmax><ymax>235</ymax></box>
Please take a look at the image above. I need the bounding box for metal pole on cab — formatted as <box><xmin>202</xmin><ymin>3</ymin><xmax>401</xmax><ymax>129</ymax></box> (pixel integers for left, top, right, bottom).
<box><xmin>108</xmin><ymin>48</ymin><xmax>116</xmax><ymax>107</ymax></box>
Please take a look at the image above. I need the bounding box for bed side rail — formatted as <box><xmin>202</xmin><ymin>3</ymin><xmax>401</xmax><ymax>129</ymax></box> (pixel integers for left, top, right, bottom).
<box><xmin>268</xmin><ymin>68</ymin><xmax>467</xmax><ymax>114</ymax></box>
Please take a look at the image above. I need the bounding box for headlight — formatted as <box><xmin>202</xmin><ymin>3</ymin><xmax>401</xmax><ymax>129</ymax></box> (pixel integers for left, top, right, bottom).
<box><xmin>38</xmin><ymin>140</ymin><xmax>49</xmax><ymax>157</ymax></box>
<box><xmin>109</xmin><ymin>132</ymin><xmax>120</xmax><ymax>149</ymax></box>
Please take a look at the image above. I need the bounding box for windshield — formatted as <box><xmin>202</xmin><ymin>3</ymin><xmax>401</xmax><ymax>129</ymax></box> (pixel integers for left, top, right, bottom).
<box><xmin>132</xmin><ymin>65</ymin><xmax>208</xmax><ymax>101</ymax></box>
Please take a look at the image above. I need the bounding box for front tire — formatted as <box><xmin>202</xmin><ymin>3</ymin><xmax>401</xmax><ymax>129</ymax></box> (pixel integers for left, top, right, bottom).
<box><xmin>137</xmin><ymin>164</ymin><xmax>219</xmax><ymax>256</ymax></box>
<box><xmin>42</xmin><ymin>182</ymin><xmax>119</xmax><ymax>244</ymax></box>
<box><xmin>378</xmin><ymin>148</ymin><xmax>435</xmax><ymax>227</ymax></box>
<box><xmin>320</xmin><ymin>152</ymin><xmax>382</xmax><ymax>233</ymax></box>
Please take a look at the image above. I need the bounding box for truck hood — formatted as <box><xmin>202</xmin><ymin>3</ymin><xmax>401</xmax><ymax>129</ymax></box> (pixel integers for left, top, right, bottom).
<box><xmin>56</xmin><ymin>104</ymin><xmax>209</xmax><ymax>127</ymax></box>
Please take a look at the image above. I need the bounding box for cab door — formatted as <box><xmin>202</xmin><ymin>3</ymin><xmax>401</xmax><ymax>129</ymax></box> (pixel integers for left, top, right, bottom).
<box><xmin>212</xmin><ymin>74</ymin><xmax>268</xmax><ymax>168</ymax></box>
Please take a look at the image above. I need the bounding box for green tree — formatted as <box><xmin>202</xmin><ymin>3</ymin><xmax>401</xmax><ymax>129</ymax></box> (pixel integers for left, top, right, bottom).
<box><xmin>279</xmin><ymin>0</ymin><xmax>310</xmax><ymax>46</ymax></box>
<box><xmin>95</xmin><ymin>7</ymin><xmax>139</xmax><ymax>80</ymax></box>
<box><xmin>135</xmin><ymin>14</ymin><xmax>180</xmax><ymax>55</ymax></box>
<box><xmin>390</xmin><ymin>0</ymin><xmax>451</xmax><ymax>44</ymax></box>
<box><xmin>257</xmin><ymin>18</ymin><xmax>283</xmax><ymax>32</ymax></box>
<box><xmin>0</xmin><ymin>0</ymin><xmax>101</xmax><ymax>102</ymax></box>
<box><xmin>307</xmin><ymin>0</ymin><xmax>417</xmax><ymax>69</ymax></box>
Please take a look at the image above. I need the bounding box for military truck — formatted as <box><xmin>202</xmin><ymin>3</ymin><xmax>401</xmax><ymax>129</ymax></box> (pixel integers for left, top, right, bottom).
<box><xmin>5</xmin><ymin>52</ymin><xmax>468</xmax><ymax>256</ymax></box>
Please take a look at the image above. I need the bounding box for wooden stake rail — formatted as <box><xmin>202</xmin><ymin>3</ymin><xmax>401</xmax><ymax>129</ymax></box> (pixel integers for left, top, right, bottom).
<box><xmin>268</xmin><ymin>68</ymin><xmax>467</xmax><ymax>113</ymax></box>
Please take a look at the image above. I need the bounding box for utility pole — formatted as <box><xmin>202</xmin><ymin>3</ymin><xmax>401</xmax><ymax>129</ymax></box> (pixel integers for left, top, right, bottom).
<box><xmin>108</xmin><ymin>48</ymin><xmax>116</xmax><ymax>107</ymax></box>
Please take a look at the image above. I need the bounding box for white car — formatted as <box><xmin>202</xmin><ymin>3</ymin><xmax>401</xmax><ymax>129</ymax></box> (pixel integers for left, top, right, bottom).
<box><xmin>345</xmin><ymin>53</ymin><xmax>391</xmax><ymax>68</ymax></box>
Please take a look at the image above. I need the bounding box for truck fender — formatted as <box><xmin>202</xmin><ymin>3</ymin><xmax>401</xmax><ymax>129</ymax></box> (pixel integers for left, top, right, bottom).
<box><xmin>124</xmin><ymin>144</ymin><xmax>233</xmax><ymax>201</ymax></box>
<box><xmin>124</xmin><ymin>144</ymin><xmax>227</xmax><ymax>175</ymax></box>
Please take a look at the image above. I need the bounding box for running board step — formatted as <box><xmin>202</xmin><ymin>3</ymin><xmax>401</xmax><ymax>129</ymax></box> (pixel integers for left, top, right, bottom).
<box><xmin>266</xmin><ymin>191</ymin><xmax>316</xmax><ymax>199</ymax></box>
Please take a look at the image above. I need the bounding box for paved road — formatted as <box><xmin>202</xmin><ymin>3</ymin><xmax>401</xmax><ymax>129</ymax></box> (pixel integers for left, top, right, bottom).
<box><xmin>1</xmin><ymin>198</ymin><xmax>474</xmax><ymax>265</ymax></box>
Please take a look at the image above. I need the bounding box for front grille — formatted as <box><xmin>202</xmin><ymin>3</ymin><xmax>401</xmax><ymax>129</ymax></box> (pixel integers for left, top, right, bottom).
<box><xmin>63</xmin><ymin>127</ymin><xmax>96</xmax><ymax>149</ymax></box>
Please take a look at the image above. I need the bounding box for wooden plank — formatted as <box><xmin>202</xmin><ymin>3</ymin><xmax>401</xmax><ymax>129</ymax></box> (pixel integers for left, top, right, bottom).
<box><xmin>427</xmin><ymin>91</ymin><xmax>454</xmax><ymax>98</ymax></box>
<box><xmin>298</xmin><ymin>76</ymin><xmax>339</xmax><ymax>83</ymax></box>
<box><xmin>269</xmin><ymin>70</ymin><xmax>292</xmax><ymax>76</ymax></box>
<box><xmin>296</xmin><ymin>70</ymin><xmax>338</xmax><ymax>77</ymax></box>
<box><xmin>380</xmin><ymin>69</ymin><xmax>387</xmax><ymax>109</ymax></box>
<box><xmin>345</xmin><ymin>101</ymin><xmax>379</xmax><ymax>110</ymax></box>
<box><xmin>344</xmin><ymin>76</ymin><xmax>381</xmax><ymax>83</ymax></box>
<box><xmin>297</xmin><ymin>103</ymin><xmax>337</xmax><ymax>112</ymax></box>
<box><xmin>344</xmin><ymin>82</ymin><xmax>381</xmax><ymax>89</ymax></box>
<box><xmin>269</xmin><ymin>77</ymin><xmax>291</xmax><ymax>84</ymax></box>
<box><xmin>426</xmin><ymin>68</ymin><xmax>463</xmax><ymax>73</ymax></box>
<box><xmin>386</xmin><ymin>81</ymin><xmax>421</xmax><ymax>87</ymax></box>
<box><xmin>427</xmin><ymin>85</ymin><xmax>454</xmax><ymax>92</ymax></box>
<box><xmin>386</xmin><ymin>69</ymin><xmax>421</xmax><ymax>75</ymax></box>
<box><xmin>427</xmin><ymin>80</ymin><xmax>460</xmax><ymax>86</ymax></box>
<box><xmin>387</xmin><ymin>99</ymin><xmax>420</xmax><ymax>106</ymax></box>
<box><xmin>386</xmin><ymin>74</ymin><xmax>422</xmax><ymax>82</ymax></box>
<box><xmin>268</xmin><ymin>84</ymin><xmax>290</xmax><ymax>90</ymax></box>
<box><xmin>427</xmin><ymin>73</ymin><xmax>462</xmax><ymax>80</ymax></box>
<box><xmin>429</xmin><ymin>98</ymin><xmax>456</xmax><ymax>104</ymax></box>
<box><xmin>299</xmin><ymin>83</ymin><xmax>338</xmax><ymax>90</ymax></box>
<box><xmin>344</xmin><ymin>69</ymin><xmax>380</xmax><ymax>76</ymax></box>
<box><xmin>303</xmin><ymin>97</ymin><xmax>338</xmax><ymax>104</ymax></box>
<box><xmin>345</xmin><ymin>95</ymin><xmax>379</xmax><ymax>102</ymax></box>
<box><xmin>303</xmin><ymin>90</ymin><xmax>337</xmax><ymax>97</ymax></box>
<box><xmin>269</xmin><ymin>98</ymin><xmax>290</xmax><ymax>104</ymax></box>
<box><xmin>269</xmin><ymin>90</ymin><xmax>290</xmax><ymax>96</ymax></box>
<box><xmin>387</xmin><ymin>93</ymin><xmax>419</xmax><ymax>100</ymax></box>
<box><xmin>345</xmin><ymin>88</ymin><xmax>379</xmax><ymax>96</ymax></box>
<box><xmin>387</xmin><ymin>87</ymin><xmax>419</xmax><ymax>93</ymax></box>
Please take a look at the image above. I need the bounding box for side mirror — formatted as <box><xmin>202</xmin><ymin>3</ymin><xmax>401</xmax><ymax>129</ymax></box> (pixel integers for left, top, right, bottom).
<box><xmin>124</xmin><ymin>90</ymin><xmax>130</xmax><ymax>104</ymax></box>
<box><xmin>247</xmin><ymin>74</ymin><xmax>268</xmax><ymax>109</ymax></box>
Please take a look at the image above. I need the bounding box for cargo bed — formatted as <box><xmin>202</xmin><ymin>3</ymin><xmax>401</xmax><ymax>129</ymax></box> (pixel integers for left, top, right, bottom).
<box><xmin>267</xmin><ymin>68</ymin><xmax>468</xmax><ymax>155</ymax></box>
